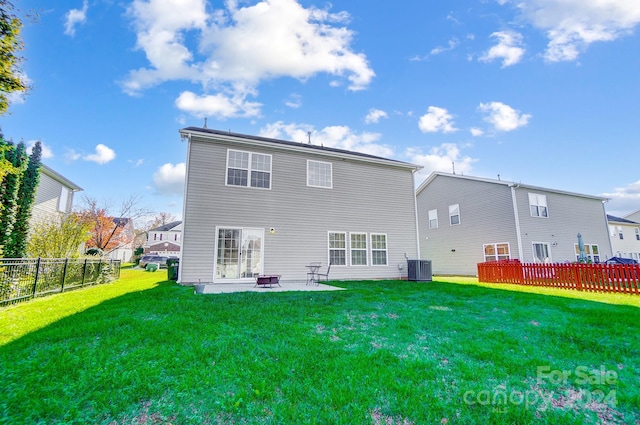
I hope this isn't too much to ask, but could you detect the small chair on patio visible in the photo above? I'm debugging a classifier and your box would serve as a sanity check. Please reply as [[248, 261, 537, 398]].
[[316, 263, 331, 284]]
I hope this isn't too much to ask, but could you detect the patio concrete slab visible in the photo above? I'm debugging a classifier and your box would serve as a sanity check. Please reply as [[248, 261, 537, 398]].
[[194, 281, 346, 294]]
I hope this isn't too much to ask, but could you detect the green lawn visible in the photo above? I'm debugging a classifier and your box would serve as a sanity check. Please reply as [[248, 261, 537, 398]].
[[1, 269, 639, 425]]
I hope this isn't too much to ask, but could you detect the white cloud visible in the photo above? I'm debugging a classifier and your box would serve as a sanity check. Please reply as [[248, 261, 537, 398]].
[[418, 106, 457, 134], [153, 162, 186, 195], [478, 102, 531, 132], [602, 180, 640, 216], [479, 31, 525, 67], [259, 121, 394, 158], [26, 140, 54, 159], [503, 0, 640, 62], [83, 144, 116, 164], [65, 149, 82, 161], [430, 38, 459, 55], [175, 91, 261, 119], [406, 144, 477, 179], [365, 108, 388, 124], [64, 0, 89, 37], [284, 93, 302, 109], [124, 0, 374, 118], [128, 158, 144, 167], [470, 127, 484, 137]]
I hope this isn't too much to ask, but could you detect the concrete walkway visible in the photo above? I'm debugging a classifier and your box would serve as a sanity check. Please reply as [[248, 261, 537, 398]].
[[194, 281, 346, 294]]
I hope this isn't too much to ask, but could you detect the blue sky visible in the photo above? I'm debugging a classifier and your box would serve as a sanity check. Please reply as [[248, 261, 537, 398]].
[[2, 0, 640, 222]]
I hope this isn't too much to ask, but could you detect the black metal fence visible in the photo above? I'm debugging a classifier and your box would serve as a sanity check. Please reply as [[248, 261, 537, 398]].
[[0, 258, 121, 306]]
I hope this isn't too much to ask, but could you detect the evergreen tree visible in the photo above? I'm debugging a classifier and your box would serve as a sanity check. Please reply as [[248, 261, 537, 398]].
[[0, 140, 26, 257], [5, 140, 41, 257], [0, 1, 29, 115]]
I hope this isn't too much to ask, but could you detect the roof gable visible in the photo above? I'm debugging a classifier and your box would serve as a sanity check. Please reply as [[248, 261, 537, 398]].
[[417, 171, 608, 202], [180, 127, 421, 171]]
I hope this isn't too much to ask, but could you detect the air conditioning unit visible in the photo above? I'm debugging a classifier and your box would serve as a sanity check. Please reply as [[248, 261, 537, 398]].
[[407, 260, 432, 281]]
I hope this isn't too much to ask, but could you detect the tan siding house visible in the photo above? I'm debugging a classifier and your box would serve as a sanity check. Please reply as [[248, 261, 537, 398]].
[[416, 172, 612, 276], [31, 164, 82, 224], [179, 128, 421, 286]]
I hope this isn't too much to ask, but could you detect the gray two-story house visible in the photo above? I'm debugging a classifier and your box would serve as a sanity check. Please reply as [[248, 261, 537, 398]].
[[416, 172, 613, 276], [178, 127, 422, 286], [31, 164, 83, 224]]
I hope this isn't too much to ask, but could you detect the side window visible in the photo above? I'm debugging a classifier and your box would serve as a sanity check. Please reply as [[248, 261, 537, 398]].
[[328, 232, 347, 266], [528, 193, 548, 218], [449, 204, 460, 226], [428, 209, 438, 229], [371, 233, 388, 265], [350, 233, 367, 266], [58, 187, 70, 212], [307, 160, 332, 188], [226, 149, 271, 189]]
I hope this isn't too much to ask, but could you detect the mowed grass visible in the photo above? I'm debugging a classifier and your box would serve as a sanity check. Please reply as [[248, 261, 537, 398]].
[[1, 270, 639, 425]]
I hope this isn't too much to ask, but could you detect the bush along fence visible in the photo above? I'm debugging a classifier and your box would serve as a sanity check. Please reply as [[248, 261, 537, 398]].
[[477, 260, 640, 295], [0, 258, 122, 306]]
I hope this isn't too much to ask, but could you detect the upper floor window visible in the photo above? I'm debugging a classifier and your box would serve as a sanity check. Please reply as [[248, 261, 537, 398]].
[[618, 226, 624, 240], [428, 209, 438, 229], [226, 149, 271, 189], [58, 187, 70, 212], [307, 160, 332, 188], [529, 193, 548, 218], [449, 204, 460, 226], [636, 228, 640, 241]]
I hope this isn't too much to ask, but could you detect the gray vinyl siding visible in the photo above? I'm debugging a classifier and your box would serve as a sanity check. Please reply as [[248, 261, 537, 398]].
[[417, 175, 518, 276], [416, 173, 613, 276], [31, 172, 73, 223], [514, 188, 612, 263], [180, 136, 419, 284]]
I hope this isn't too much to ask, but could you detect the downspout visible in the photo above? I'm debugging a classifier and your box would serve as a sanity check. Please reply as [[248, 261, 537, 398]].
[[412, 168, 422, 259], [601, 200, 613, 260], [510, 184, 524, 260], [177, 131, 192, 284]]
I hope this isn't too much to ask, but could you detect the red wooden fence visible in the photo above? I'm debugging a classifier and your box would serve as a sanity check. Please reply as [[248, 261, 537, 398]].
[[477, 260, 640, 295]]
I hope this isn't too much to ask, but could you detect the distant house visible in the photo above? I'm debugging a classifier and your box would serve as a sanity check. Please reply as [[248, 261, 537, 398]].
[[105, 217, 136, 262], [144, 221, 182, 256], [607, 214, 640, 261], [178, 127, 421, 285], [31, 164, 82, 224], [416, 172, 613, 276]]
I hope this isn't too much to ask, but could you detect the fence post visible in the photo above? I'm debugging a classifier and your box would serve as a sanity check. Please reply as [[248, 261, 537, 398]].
[[61, 258, 69, 292], [31, 258, 41, 299], [81, 258, 88, 286]]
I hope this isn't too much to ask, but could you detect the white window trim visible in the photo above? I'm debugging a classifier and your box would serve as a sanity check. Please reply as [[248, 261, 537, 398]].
[[350, 232, 368, 266], [532, 242, 552, 263], [58, 187, 70, 212], [370, 233, 388, 266], [328, 231, 347, 266], [225, 149, 272, 190], [528, 193, 549, 218], [483, 242, 511, 262], [428, 209, 438, 229], [449, 204, 460, 226], [307, 160, 333, 189]]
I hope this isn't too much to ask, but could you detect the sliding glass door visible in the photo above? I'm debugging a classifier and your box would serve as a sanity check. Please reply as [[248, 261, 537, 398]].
[[215, 227, 264, 281]]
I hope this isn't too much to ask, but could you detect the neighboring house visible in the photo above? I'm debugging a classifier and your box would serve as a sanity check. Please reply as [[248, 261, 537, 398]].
[[144, 221, 182, 256], [178, 127, 421, 285], [31, 164, 83, 224], [105, 217, 136, 262], [416, 172, 613, 276], [607, 214, 640, 261]]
